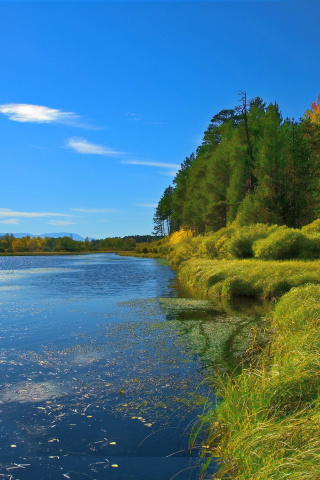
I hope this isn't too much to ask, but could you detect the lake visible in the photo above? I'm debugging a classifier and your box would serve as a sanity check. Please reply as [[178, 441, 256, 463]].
[[0, 253, 266, 479]]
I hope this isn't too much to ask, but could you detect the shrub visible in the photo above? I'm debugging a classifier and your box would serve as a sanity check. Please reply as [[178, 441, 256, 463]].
[[301, 218, 320, 235], [203, 227, 235, 259], [227, 224, 276, 259], [167, 236, 203, 265], [299, 233, 320, 259], [253, 227, 304, 260]]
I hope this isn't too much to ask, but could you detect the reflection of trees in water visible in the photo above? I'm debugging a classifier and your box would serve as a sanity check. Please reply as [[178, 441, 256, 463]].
[[163, 298, 271, 376]]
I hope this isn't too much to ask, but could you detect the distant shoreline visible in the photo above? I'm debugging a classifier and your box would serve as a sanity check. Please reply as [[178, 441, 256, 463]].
[[0, 251, 134, 257]]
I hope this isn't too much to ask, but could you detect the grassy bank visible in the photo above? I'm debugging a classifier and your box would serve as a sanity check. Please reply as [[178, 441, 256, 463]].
[[178, 258, 320, 300], [178, 258, 320, 478], [193, 285, 320, 479], [131, 224, 320, 479]]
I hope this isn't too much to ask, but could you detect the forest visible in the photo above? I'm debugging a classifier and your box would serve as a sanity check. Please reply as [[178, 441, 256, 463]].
[[154, 93, 320, 236]]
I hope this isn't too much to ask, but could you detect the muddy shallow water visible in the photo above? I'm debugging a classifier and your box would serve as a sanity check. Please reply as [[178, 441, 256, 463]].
[[0, 253, 268, 479]]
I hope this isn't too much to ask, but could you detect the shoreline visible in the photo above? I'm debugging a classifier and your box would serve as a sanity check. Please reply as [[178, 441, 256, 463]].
[[0, 250, 134, 256]]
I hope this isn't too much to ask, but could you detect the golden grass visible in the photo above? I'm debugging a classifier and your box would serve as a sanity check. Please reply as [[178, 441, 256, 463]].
[[191, 284, 320, 479], [178, 258, 320, 300]]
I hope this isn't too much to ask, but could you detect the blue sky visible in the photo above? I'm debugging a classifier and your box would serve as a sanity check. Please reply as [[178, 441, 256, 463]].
[[0, 0, 319, 238]]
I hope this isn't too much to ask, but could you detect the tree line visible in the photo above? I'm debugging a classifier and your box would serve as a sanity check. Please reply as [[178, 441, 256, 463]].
[[154, 94, 320, 235], [0, 234, 160, 253]]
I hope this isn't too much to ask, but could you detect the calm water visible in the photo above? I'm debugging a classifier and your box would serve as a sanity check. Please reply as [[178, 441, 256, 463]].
[[0, 254, 265, 479]]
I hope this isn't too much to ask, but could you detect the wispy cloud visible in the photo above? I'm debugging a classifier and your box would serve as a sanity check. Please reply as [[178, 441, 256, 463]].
[[29, 144, 51, 150], [126, 113, 163, 125], [67, 138, 124, 155], [136, 203, 157, 208], [0, 103, 80, 124], [126, 112, 143, 122], [70, 208, 114, 213], [0, 209, 72, 218], [48, 220, 77, 226], [160, 170, 179, 177], [0, 218, 19, 224], [121, 160, 180, 169]]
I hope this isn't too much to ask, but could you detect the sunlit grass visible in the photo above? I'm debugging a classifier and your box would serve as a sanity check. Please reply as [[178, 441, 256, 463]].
[[178, 258, 320, 299], [192, 285, 320, 479]]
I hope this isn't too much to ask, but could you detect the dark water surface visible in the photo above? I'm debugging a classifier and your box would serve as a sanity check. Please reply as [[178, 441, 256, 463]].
[[0, 254, 266, 479]]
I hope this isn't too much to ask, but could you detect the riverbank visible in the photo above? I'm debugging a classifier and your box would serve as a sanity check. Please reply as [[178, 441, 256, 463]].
[[194, 284, 320, 479], [178, 258, 320, 300], [178, 260, 320, 479], [130, 231, 320, 479]]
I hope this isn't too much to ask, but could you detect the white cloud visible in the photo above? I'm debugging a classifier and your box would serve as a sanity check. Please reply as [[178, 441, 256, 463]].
[[48, 221, 77, 226], [0, 209, 72, 218], [160, 170, 179, 177], [0, 103, 79, 124], [70, 208, 114, 213], [0, 218, 19, 224], [121, 160, 180, 169], [136, 203, 157, 208], [66, 138, 124, 155]]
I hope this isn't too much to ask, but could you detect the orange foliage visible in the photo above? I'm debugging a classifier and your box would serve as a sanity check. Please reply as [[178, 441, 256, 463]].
[[307, 94, 320, 124]]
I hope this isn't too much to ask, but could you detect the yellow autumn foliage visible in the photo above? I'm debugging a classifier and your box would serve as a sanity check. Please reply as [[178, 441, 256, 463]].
[[307, 94, 320, 125], [168, 228, 194, 245]]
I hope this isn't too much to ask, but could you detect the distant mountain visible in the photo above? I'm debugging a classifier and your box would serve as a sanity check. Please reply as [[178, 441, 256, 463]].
[[0, 232, 94, 241]]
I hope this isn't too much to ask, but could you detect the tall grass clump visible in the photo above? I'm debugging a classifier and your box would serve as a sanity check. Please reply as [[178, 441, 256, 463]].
[[299, 233, 320, 259], [253, 227, 305, 260], [178, 258, 320, 299], [226, 223, 277, 259], [194, 285, 320, 479], [301, 218, 320, 235], [202, 226, 235, 259], [166, 235, 204, 265]]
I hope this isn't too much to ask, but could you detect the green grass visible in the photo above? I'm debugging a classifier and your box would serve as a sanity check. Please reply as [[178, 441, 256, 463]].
[[193, 285, 320, 479], [178, 258, 320, 300]]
